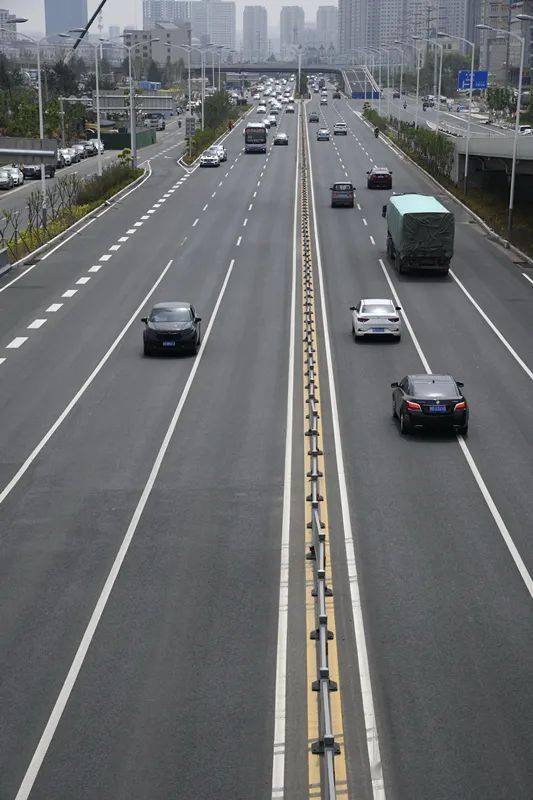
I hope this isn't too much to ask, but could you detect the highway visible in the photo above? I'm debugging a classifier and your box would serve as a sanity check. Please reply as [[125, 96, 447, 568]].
[[0, 85, 532, 800]]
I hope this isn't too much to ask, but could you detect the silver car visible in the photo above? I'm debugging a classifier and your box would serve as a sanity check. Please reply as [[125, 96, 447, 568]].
[[0, 168, 14, 189], [6, 166, 24, 185], [350, 298, 402, 339], [200, 150, 220, 167]]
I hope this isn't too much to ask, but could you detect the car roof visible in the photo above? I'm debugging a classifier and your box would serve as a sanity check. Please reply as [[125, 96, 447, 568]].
[[371, 166, 390, 172], [361, 298, 394, 305], [152, 302, 191, 310], [333, 181, 353, 187], [407, 374, 456, 384]]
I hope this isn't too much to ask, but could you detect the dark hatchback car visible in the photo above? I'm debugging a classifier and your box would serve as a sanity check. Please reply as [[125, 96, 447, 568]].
[[367, 166, 392, 189], [21, 163, 55, 179], [391, 374, 468, 435], [309, 112, 319, 123], [331, 181, 355, 208], [142, 302, 201, 356]]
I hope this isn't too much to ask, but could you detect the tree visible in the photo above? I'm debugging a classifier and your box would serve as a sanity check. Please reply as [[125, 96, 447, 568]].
[[204, 90, 232, 129], [46, 60, 78, 97], [147, 59, 162, 83]]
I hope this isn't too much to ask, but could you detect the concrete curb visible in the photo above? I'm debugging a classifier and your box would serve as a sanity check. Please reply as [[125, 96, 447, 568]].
[[351, 105, 533, 268], [0, 163, 150, 278]]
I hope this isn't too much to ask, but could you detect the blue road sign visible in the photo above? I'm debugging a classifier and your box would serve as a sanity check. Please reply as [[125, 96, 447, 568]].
[[457, 70, 488, 90]]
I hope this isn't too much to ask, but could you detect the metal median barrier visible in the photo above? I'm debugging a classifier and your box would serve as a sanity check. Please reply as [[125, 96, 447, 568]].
[[300, 111, 340, 800]]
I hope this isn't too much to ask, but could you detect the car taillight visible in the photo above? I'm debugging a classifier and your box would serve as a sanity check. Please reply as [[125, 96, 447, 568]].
[[406, 401, 421, 411], [454, 401, 467, 411], [358, 317, 369, 322], [387, 317, 399, 322]]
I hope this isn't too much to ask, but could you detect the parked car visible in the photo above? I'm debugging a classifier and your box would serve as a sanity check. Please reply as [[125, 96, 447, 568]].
[[6, 166, 24, 185], [87, 138, 104, 153], [0, 168, 14, 189], [65, 147, 79, 163], [142, 302, 201, 356], [286, 104, 295, 114], [21, 163, 55, 179], [367, 166, 393, 189], [330, 181, 354, 208], [391, 374, 468, 436], [392, 90, 400, 99], [59, 148, 72, 166], [71, 143, 87, 160], [56, 150, 67, 168]]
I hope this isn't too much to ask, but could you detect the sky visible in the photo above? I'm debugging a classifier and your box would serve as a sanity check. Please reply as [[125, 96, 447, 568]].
[[12, 0, 328, 36]]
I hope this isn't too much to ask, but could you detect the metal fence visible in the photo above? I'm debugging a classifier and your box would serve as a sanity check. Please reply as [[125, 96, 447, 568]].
[[300, 112, 339, 800]]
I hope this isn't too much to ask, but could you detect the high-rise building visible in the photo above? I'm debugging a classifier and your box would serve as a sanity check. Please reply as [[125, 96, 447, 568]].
[[338, 0, 368, 57], [108, 25, 121, 40], [280, 6, 305, 60], [0, 8, 17, 42], [207, 1, 236, 50], [316, 5, 338, 50], [479, 0, 508, 80], [243, 6, 268, 61], [44, 0, 88, 37]]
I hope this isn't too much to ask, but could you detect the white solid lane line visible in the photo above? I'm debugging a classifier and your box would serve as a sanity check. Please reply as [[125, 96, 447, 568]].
[[305, 112, 386, 800], [192, 218, 199, 227], [236, 236, 242, 246], [6, 337, 28, 349], [46, 303, 63, 313], [271, 102, 299, 800], [62, 289, 77, 298], [379, 258, 533, 598], [14, 256, 237, 800], [523, 272, 533, 287], [27, 319, 46, 330], [449, 269, 533, 382]]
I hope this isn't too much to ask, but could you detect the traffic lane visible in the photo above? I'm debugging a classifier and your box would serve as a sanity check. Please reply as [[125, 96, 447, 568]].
[[0, 116, 286, 797], [336, 98, 533, 359], [380, 93, 509, 137], [0, 114, 278, 491], [309, 133, 533, 800], [25, 124, 298, 800], [324, 101, 533, 564]]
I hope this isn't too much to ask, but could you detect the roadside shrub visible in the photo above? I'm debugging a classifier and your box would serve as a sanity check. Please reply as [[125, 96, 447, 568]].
[[75, 162, 141, 206]]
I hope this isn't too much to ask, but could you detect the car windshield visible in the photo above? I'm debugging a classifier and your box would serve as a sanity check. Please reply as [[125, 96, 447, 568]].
[[333, 184, 352, 191], [361, 304, 394, 315], [150, 307, 191, 322], [410, 378, 459, 398]]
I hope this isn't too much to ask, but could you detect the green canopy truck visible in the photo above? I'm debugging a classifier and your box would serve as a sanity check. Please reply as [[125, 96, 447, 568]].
[[382, 194, 454, 275]]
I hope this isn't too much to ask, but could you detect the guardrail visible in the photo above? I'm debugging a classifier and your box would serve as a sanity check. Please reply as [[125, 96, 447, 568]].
[[300, 111, 339, 800]]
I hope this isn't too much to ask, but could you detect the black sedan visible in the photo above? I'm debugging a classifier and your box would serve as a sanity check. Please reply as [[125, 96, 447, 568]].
[[367, 166, 392, 189], [391, 374, 468, 435], [142, 302, 201, 356], [21, 163, 56, 179]]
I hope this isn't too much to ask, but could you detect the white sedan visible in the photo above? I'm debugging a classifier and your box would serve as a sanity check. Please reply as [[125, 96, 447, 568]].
[[257, 105, 267, 114], [200, 150, 220, 167], [6, 166, 24, 185], [350, 298, 402, 339]]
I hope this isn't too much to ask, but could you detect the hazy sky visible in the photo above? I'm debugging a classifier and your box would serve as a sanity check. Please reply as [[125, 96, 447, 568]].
[[12, 0, 328, 34]]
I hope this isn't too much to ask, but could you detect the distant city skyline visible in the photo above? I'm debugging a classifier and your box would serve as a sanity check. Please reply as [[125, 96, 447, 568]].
[[13, 0, 333, 35]]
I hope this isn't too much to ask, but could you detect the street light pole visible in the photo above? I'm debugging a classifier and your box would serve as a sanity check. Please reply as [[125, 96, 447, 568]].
[[476, 17, 532, 237], [438, 32, 475, 193]]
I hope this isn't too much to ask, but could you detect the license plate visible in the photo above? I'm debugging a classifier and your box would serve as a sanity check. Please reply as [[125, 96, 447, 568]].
[[162, 341, 176, 347], [372, 327, 385, 332], [429, 404, 446, 413]]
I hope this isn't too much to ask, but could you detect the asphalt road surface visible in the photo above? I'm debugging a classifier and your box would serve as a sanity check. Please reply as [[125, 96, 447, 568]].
[[0, 86, 531, 800]]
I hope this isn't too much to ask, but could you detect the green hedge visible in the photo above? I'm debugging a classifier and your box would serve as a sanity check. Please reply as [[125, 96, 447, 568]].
[[76, 162, 142, 206]]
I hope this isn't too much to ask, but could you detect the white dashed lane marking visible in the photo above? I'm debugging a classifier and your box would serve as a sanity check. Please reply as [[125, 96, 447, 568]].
[[89, 265, 102, 273], [109, 244, 121, 251], [236, 236, 242, 246], [76, 277, 91, 285], [362, 218, 367, 226], [370, 235, 375, 245], [46, 303, 63, 313], [192, 218, 199, 227], [243, 218, 248, 227], [203, 204, 208, 211], [62, 290, 77, 298], [6, 337, 27, 349], [99, 255, 112, 262], [27, 319, 46, 330]]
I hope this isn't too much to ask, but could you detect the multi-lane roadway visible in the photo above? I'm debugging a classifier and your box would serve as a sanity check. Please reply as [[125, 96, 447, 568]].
[[0, 85, 531, 800]]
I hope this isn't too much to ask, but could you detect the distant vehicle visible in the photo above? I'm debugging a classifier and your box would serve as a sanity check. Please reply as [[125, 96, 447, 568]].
[[0, 168, 14, 189], [59, 148, 72, 166], [333, 122, 347, 135], [21, 162, 55, 178], [144, 112, 166, 130], [56, 150, 67, 168], [286, 104, 295, 114], [320, 97, 328, 105], [270, 107, 280, 115], [65, 147, 79, 163], [519, 124, 533, 135], [274, 132, 289, 145], [391, 374, 468, 436], [71, 143, 87, 160], [244, 121, 267, 153], [214, 144, 227, 162], [333, 90, 341, 99], [309, 112, 319, 123], [330, 181, 354, 208], [350, 298, 401, 339], [383, 194, 454, 274], [257, 105, 267, 114], [142, 302, 201, 356], [200, 150, 220, 167], [263, 118, 271, 130], [267, 114, 277, 126], [367, 166, 392, 189], [317, 128, 330, 141], [6, 166, 24, 185], [87, 138, 104, 153], [392, 90, 400, 99]]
